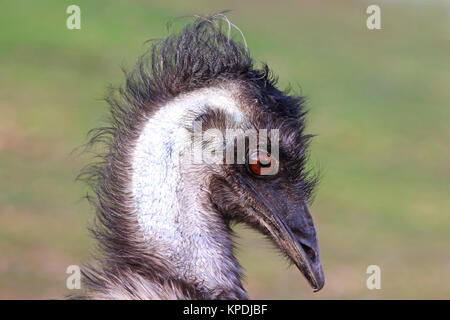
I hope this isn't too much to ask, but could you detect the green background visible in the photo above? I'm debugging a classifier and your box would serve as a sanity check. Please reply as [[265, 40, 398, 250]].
[[1, 0, 449, 299]]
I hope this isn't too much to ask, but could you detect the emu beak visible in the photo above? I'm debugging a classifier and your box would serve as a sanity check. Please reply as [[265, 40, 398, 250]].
[[243, 179, 325, 291], [282, 202, 325, 292]]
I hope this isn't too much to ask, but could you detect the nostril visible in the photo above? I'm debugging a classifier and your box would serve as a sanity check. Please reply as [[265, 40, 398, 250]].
[[300, 243, 316, 262], [291, 228, 317, 262]]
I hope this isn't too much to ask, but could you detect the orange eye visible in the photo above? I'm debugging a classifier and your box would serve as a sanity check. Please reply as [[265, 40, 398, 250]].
[[248, 152, 278, 176]]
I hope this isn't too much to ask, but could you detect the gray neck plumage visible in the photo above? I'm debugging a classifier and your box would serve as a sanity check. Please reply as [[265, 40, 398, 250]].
[[131, 86, 247, 298]]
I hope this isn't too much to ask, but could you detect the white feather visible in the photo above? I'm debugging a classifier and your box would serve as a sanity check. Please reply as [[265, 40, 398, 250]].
[[132, 85, 243, 290]]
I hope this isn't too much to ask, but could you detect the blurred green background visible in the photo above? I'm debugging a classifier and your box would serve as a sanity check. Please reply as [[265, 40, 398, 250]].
[[1, 0, 449, 299]]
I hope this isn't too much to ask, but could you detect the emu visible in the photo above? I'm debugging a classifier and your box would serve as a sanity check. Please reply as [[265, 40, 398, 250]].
[[77, 16, 324, 299]]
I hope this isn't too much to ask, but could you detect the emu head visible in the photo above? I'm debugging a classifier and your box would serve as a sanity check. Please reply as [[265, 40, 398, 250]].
[[87, 16, 324, 299]]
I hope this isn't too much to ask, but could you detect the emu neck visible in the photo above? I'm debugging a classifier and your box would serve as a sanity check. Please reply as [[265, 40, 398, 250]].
[[131, 87, 246, 298]]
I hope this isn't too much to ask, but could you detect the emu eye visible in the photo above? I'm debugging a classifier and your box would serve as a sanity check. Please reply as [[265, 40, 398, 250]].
[[247, 151, 279, 176]]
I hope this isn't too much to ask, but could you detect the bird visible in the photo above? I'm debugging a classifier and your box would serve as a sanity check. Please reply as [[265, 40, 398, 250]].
[[75, 14, 324, 300]]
